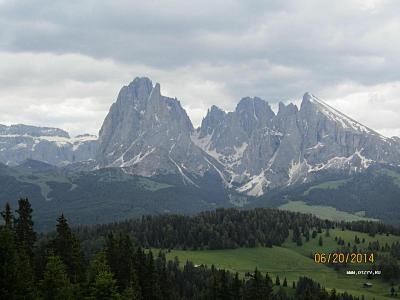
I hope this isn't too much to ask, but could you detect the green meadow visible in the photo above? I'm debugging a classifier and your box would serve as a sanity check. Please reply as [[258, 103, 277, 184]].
[[165, 229, 400, 300], [279, 201, 378, 222]]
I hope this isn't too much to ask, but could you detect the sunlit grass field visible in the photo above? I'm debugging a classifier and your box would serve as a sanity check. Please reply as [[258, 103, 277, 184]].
[[165, 229, 400, 300]]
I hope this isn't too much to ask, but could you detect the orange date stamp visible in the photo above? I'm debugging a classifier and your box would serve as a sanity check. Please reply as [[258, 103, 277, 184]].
[[314, 252, 375, 264]]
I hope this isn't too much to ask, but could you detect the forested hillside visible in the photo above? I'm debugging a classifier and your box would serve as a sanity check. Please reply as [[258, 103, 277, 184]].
[[0, 164, 232, 231], [74, 207, 400, 254], [1, 199, 374, 299], [1, 199, 382, 299], [2, 161, 400, 233]]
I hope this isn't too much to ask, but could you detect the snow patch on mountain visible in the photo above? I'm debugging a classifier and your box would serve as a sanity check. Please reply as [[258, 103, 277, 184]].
[[0, 126, 98, 166]]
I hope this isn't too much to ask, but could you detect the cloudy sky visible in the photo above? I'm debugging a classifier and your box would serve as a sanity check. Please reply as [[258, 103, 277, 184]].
[[1, 0, 400, 137]]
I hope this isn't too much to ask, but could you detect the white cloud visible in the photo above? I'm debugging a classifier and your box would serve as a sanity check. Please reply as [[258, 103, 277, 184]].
[[0, 1, 400, 136], [320, 82, 400, 137], [0, 52, 237, 134]]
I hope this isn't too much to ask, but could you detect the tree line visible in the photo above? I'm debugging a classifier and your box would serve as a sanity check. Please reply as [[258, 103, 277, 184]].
[[73, 207, 400, 255], [0, 198, 369, 299]]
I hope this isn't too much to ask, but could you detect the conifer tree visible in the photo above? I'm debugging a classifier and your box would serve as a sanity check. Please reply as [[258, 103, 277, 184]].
[[292, 224, 303, 246], [283, 277, 288, 287], [304, 229, 310, 242], [88, 252, 124, 298], [15, 198, 36, 259], [275, 275, 280, 286], [90, 270, 120, 300], [15, 249, 35, 299], [312, 230, 318, 239], [325, 228, 330, 237], [51, 214, 84, 283], [0, 227, 18, 299], [1, 202, 13, 229], [156, 251, 171, 300], [292, 225, 301, 243], [105, 232, 134, 290], [143, 250, 156, 299], [244, 268, 273, 299], [41, 255, 73, 300]]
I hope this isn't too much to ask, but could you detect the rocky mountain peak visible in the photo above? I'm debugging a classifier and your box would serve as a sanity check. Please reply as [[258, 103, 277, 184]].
[[299, 92, 318, 112], [300, 92, 377, 136], [235, 97, 275, 136], [96, 78, 210, 179], [127, 76, 153, 96], [4, 77, 400, 198], [199, 105, 226, 138], [235, 97, 275, 118], [114, 77, 155, 114], [277, 102, 298, 117]]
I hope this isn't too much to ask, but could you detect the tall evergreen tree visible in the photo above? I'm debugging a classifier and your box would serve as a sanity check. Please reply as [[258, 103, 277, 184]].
[[156, 251, 171, 300], [1, 202, 13, 229], [41, 255, 73, 300], [292, 225, 303, 246], [325, 228, 330, 237], [312, 230, 318, 239], [0, 221, 35, 299], [143, 250, 156, 299], [51, 214, 84, 283], [88, 252, 120, 300], [0, 227, 18, 299], [91, 271, 120, 300], [15, 249, 35, 299], [15, 198, 36, 259], [105, 232, 135, 291], [244, 268, 273, 299]]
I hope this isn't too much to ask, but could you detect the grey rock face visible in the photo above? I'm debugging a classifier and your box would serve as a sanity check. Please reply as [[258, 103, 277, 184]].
[[4, 77, 400, 197], [97, 77, 213, 180], [0, 125, 97, 166], [97, 78, 400, 196], [194, 92, 400, 195]]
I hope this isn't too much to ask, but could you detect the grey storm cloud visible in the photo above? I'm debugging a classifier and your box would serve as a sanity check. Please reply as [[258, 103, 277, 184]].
[[0, 0, 400, 136]]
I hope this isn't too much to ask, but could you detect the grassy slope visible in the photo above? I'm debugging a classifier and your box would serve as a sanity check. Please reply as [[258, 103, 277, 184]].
[[166, 229, 400, 300], [11, 167, 171, 200], [279, 201, 378, 222], [303, 179, 351, 195]]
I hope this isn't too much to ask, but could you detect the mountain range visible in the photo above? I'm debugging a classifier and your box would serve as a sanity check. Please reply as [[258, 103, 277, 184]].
[[0, 124, 97, 166], [2, 77, 400, 195], [2, 77, 400, 229]]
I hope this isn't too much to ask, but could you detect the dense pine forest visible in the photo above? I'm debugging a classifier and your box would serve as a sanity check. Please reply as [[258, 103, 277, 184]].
[[1, 198, 399, 299], [74, 207, 400, 254]]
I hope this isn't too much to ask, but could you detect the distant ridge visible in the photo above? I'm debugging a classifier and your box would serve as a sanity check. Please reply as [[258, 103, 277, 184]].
[[2, 77, 400, 196]]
